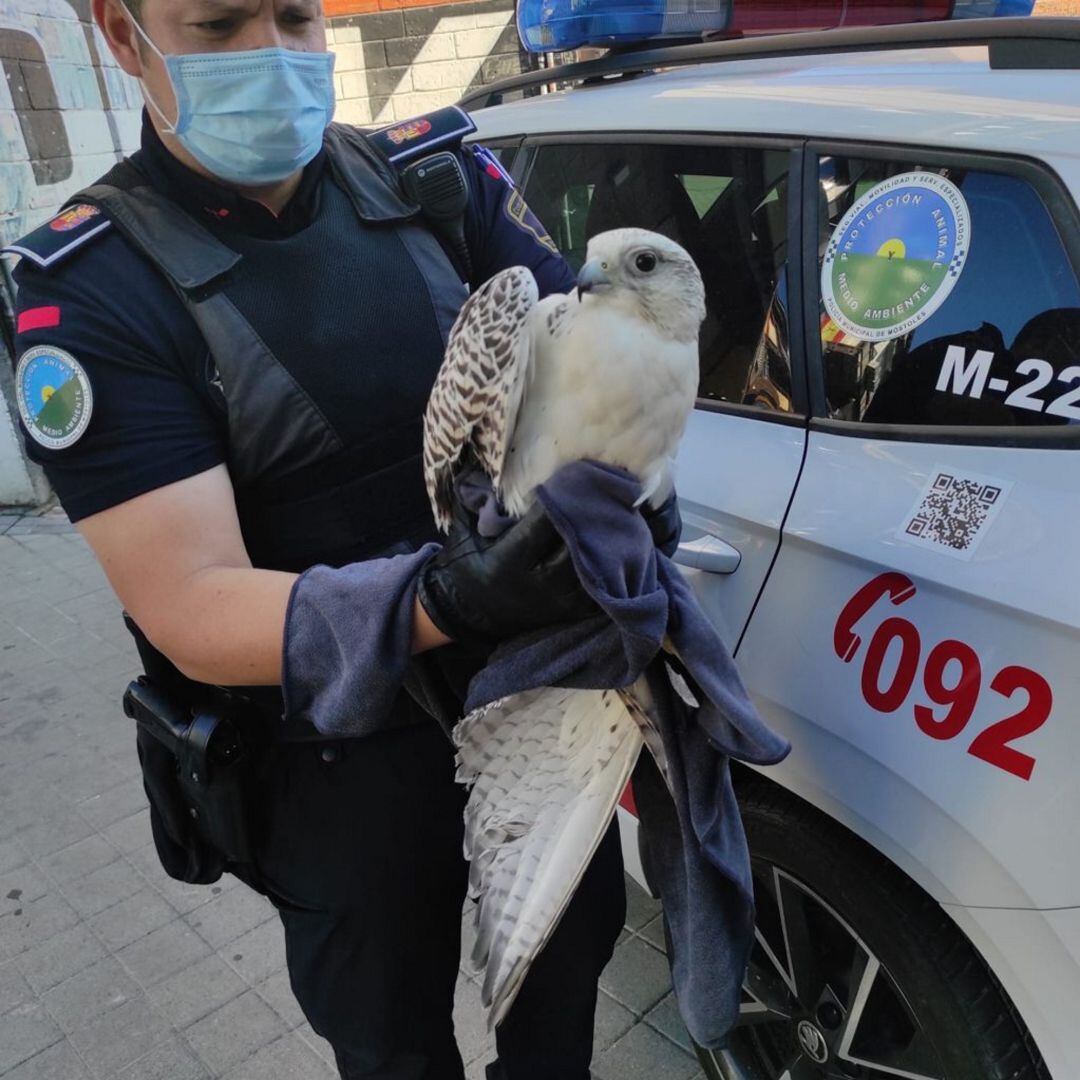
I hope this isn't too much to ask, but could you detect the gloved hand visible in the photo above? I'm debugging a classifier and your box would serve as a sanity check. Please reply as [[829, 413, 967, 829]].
[[642, 491, 682, 557], [417, 499, 599, 647]]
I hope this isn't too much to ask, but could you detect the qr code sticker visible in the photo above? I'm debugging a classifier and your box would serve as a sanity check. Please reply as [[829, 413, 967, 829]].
[[898, 468, 1012, 560]]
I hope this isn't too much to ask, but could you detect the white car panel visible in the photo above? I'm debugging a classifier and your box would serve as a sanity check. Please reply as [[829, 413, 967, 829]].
[[736, 432, 1080, 908], [474, 49, 1080, 161], [673, 410, 805, 650]]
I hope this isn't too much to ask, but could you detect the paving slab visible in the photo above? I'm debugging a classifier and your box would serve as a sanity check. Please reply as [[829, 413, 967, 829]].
[[59, 859, 146, 920], [593, 989, 636, 1051], [77, 781, 148, 832], [16, 925, 107, 996], [0, 1003, 63, 1074], [0, 1039, 90, 1080], [624, 879, 663, 931], [115, 921, 212, 988], [87, 888, 176, 952], [183, 887, 276, 952], [67, 993, 173, 1077], [645, 992, 694, 1053], [0, 839, 29, 875], [0, 893, 81, 965], [0, 965, 35, 1016], [184, 990, 286, 1075], [41, 956, 141, 1035], [594, 1021, 700, 1080], [114, 1037, 209, 1080], [222, 1032, 336, 1080], [253, 969, 306, 1030], [39, 836, 118, 888], [221, 918, 286, 986], [639, 911, 668, 952], [599, 934, 674, 1015], [147, 954, 247, 1031], [14, 812, 98, 862]]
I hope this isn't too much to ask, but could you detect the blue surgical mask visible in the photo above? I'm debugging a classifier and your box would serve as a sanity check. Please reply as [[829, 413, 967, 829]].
[[125, 7, 335, 186]]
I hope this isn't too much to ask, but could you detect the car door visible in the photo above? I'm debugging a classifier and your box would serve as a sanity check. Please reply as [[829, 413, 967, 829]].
[[735, 145, 1080, 910], [518, 136, 808, 649]]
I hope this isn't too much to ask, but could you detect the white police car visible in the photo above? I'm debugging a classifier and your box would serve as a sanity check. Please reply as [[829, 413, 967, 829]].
[[460, 4, 1080, 1078]]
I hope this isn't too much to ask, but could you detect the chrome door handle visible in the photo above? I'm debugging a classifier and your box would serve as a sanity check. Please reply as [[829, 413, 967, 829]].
[[672, 534, 741, 574]]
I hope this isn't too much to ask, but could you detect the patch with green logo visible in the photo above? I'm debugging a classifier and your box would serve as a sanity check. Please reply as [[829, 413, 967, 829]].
[[821, 172, 970, 343], [15, 346, 93, 450]]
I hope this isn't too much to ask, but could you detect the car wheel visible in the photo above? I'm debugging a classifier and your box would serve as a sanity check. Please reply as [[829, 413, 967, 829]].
[[694, 776, 1049, 1080]]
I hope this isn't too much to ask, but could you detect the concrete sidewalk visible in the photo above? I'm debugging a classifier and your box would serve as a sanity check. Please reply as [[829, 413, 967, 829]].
[[0, 508, 703, 1080]]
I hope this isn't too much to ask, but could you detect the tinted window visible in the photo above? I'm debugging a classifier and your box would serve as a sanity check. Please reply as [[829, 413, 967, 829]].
[[523, 143, 793, 410], [817, 157, 1080, 427]]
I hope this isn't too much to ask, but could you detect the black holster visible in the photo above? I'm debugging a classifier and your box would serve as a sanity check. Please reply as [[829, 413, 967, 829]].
[[124, 678, 255, 884], [122, 616, 259, 885]]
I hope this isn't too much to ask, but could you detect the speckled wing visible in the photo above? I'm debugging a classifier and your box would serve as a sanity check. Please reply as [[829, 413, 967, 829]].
[[455, 684, 647, 1029], [423, 266, 539, 532]]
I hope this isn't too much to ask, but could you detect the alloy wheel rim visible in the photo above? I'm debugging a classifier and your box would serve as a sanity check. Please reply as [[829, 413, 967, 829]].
[[699, 861, 949, 1080]]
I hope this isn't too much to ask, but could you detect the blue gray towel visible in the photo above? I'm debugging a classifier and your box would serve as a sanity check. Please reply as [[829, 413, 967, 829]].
[[283, 460, 789, 1047]]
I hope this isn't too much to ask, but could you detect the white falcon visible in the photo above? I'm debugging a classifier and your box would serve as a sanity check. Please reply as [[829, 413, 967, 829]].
[[422, 227, 706, 1027]]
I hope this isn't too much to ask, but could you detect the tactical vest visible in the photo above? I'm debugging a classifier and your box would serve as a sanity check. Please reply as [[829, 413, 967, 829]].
[[76, 123, 468, 573]]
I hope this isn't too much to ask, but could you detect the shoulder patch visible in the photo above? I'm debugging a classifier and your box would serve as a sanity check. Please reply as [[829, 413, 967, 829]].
[[366, 105, 477, 166], [15, 345, 94, 450], [2, 204, 112, 272], [504, 189, 559, 256]]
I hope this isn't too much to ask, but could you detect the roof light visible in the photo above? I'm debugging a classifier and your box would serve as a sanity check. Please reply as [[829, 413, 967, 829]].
[[517, 0, 1035, 54]]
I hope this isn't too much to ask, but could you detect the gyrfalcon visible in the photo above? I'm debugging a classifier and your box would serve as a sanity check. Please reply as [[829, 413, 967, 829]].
[[422, 227, 705, 1027]]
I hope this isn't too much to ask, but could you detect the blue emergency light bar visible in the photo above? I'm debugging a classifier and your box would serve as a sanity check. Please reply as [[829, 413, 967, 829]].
[[517, 0, 1035, 54]]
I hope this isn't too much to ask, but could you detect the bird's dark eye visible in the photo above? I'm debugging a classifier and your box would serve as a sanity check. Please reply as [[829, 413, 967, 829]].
[[635, 251, 658, 273]]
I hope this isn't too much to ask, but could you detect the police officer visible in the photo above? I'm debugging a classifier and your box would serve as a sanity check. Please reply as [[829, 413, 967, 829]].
[[3, 2, 659, 1078]]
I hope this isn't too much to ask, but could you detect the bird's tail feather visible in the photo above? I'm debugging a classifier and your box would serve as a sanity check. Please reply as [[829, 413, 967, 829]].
[[453, 685, 644, 1029]]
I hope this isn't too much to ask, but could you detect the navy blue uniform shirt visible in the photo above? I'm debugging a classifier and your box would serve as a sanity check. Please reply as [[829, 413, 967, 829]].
[[10, 114, 574, 523]]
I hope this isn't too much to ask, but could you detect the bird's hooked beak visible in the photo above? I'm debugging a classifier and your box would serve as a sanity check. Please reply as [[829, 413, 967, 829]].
[[576, 258, 612, 300]]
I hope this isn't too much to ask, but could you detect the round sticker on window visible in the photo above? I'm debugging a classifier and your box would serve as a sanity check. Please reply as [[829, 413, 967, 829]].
[[15, 346, 93, 450], [821, 172, 970, 342]]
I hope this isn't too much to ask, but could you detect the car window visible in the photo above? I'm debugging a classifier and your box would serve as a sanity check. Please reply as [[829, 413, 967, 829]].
[[816, 156, 1080, 427], [522, 143, 793, 411]]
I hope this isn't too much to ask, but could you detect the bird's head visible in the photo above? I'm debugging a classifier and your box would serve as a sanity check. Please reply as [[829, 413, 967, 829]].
[[576, 228, 705, 343]]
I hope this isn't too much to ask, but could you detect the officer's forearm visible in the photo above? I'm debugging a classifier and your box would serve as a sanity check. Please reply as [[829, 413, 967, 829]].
[[158, 568, 450, 686], [155, 565, 297, 686]]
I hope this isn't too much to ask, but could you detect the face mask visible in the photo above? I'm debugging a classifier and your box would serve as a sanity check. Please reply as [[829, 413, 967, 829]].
[[124, 5, 335, 186]]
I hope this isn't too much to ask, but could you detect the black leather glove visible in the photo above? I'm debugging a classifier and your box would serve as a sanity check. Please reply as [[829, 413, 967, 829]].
[[417, 499, 599, 647], [642, 491, 682, 557]]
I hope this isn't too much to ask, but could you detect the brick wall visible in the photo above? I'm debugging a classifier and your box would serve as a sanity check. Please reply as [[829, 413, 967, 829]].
[[327, 0, 530, 126]]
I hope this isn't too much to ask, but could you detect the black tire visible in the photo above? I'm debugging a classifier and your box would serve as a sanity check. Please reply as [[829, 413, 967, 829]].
[[695, 774, 1049, 1080]]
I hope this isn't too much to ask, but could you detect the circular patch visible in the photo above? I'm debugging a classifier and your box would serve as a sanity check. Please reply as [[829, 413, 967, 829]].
[[50, 204, 100, 232], [821, 172, 970, 342], [15, 346, 93, 450]]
